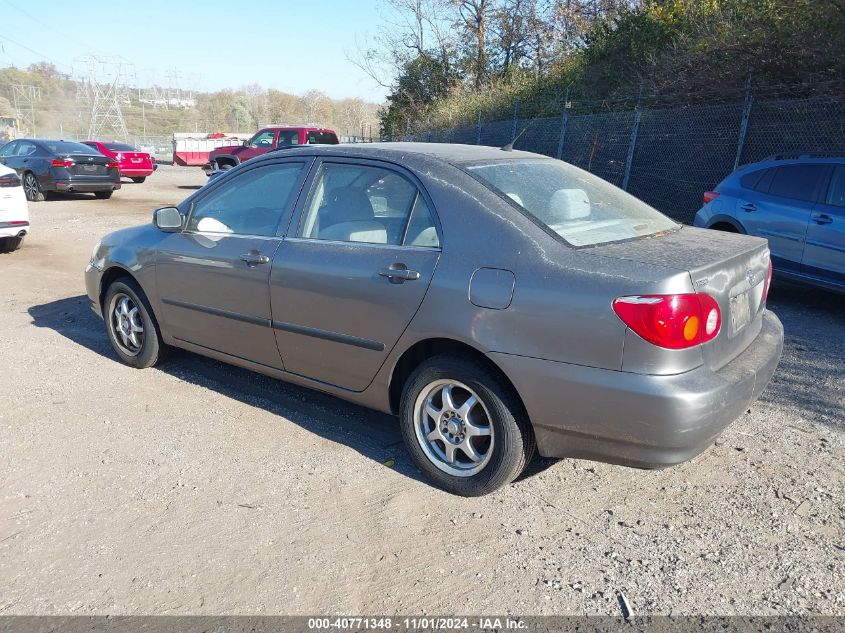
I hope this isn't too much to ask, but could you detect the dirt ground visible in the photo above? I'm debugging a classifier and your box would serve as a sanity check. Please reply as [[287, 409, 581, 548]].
[[0, 166, 842, 616]]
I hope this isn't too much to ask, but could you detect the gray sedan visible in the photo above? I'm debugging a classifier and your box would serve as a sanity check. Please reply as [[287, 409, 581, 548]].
[[85, 143, 783, 496]]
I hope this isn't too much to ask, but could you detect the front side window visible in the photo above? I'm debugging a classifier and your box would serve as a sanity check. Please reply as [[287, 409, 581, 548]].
[[467, 159, 677, 247], [298, 162, 437, 246], [767, 165, 825, 203], [248, 131, 275, 148], [187, 162, 305, 236]]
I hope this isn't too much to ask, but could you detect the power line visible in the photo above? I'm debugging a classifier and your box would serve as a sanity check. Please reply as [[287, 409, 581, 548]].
[[0, 33, 71, 70]]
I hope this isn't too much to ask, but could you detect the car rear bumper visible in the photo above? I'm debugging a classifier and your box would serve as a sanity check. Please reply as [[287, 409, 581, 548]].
[[119, 168, 154, 177], [0, 220, 29, 238], [51, 177, 121, 193], [490, 310, 784, 468]]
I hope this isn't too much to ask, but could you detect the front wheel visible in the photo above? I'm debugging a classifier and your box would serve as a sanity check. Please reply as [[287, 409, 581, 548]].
[[103, 279, 167, 368], [23, 172, 44, 202], [94, 191, 114, 200], [399, 355, 535, 496]]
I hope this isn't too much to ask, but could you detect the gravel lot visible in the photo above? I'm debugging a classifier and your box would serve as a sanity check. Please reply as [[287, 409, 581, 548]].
[[0, 166, 842, 616]]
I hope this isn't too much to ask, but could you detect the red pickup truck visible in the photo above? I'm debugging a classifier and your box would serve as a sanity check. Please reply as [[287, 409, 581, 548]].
[[203, 126, 339, 175]]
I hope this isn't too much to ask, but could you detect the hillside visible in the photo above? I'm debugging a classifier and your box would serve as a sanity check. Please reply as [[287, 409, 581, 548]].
[[377, 0, 845, 136], [0, 63, 382, 141]]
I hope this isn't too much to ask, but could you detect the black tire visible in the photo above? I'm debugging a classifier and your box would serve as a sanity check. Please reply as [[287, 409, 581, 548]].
[[399, 355, 535, 496], [0, 236, 23, 253], [131, 177, 146, 183], [103, 278, 167, 369], [94, 191, 114, 200], [216, 161, 234, 171], [22, 172, 44, 202]]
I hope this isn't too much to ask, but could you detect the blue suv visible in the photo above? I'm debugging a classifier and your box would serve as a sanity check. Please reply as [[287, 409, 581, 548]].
[[694, 154, 845, 293]]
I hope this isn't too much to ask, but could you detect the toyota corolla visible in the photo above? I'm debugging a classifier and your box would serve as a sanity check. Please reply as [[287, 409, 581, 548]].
[[85, 143, 783, 496]]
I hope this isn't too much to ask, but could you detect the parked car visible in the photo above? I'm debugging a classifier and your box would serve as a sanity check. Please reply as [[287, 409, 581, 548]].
[[202, 126, 339, 176], [85, 143, 783, 496], [82, 140, 156, 183], [0, 138, 120, 201], [695, 153, 845, 294], [0, 162, 29, 252]]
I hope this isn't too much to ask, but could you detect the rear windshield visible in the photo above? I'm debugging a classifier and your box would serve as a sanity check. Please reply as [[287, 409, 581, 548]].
[[103, 142, 137, 152], [466, 159, 678, 247], [42, 140, 100, 155], [306, 131, 339, 145]]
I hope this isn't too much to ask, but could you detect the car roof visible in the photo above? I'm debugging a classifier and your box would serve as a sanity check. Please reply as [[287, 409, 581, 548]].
[[261, 142, 550, 168], [737, 153, 845, 174]]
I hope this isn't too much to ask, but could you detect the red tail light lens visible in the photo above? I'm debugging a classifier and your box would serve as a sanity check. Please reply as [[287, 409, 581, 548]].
[[762, 258, 773, 303], [703, 191, 720, 204], [0, 173, 21, 187], [51, 158, 74, 168], [107, 161, 119, 169], [613, 293, 722, 350]]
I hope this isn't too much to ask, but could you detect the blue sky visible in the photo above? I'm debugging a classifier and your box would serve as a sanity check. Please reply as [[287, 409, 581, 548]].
[[0, 0, 390, 102]]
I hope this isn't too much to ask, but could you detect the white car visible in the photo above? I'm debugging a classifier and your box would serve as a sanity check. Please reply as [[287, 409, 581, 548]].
[[0, 163, 29, 252]]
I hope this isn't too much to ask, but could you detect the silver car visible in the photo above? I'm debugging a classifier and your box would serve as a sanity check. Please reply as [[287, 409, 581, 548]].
[[85, 143, 783, 496]]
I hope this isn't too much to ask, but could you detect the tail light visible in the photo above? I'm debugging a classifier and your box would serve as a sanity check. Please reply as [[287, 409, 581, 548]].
[[703, 191, 720, 204], [762, 258, 773, 303], [613, 293, 722, 350], [107, 161, 119, 169], [0, 173, 21, 187], [51, 158, 74, 168]]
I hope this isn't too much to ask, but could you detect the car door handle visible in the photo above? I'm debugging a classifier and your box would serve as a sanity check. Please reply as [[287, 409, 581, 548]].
[[379, 264, 420, 283], [741, 203, 756, 212], [240, 251, 270, 266], [812, 214, 833, 225]]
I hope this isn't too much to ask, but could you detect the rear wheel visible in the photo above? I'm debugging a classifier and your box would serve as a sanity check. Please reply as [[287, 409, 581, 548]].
[[94, 191, 113, 200], [131, 177, 146, 183], [399, 355, 535, 496], [0, 236, 23, 253], [23, 172, 44, 202], [103, 279, 167, 368]]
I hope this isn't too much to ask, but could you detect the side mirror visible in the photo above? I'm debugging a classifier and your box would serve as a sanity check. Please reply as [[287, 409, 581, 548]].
[[153, 206, 183, 231], [242, 139, 249, 146]]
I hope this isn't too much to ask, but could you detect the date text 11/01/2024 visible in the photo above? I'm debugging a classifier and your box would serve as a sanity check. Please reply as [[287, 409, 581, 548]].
[[307, 617, 528, 630]]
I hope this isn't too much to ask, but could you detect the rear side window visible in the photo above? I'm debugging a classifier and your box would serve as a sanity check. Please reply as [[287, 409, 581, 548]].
[[306, 131, 338, 145], [767, 165, 825, 203], [740, 169, 766, 190], [826, 165, 845, 208], [298, 162, 437, 246]]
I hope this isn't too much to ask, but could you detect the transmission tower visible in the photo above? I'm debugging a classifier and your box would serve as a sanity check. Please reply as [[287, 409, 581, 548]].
[[78, 56, 131, 141], [11, 85, 41, 135]]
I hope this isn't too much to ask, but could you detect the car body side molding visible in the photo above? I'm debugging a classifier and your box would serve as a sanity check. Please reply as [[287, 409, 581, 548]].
[[161, 297, 270, 328], [271, 320, 386, 352]]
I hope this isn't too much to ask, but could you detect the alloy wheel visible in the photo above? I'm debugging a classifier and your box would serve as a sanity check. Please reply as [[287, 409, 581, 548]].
[[23, 174, 39, 201], [413, 379, 494, 477], [109, 293, 145, 356]]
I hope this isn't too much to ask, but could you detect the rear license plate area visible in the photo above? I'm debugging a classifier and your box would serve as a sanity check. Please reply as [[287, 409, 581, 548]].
[[730, 291, 751, 335], [82, 164, 98, 172]]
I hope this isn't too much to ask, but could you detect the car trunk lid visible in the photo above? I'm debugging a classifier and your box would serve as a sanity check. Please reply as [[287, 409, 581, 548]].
[[66, 153, 113, 176], [591, 226, 771, 371]]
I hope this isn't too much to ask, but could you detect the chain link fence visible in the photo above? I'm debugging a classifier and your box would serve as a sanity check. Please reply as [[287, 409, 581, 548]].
[[403, 82, 845, 224]]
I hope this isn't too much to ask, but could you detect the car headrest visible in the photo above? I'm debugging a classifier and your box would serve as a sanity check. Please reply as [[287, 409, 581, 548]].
[[505, 192, 524, 206], [548, 188, 591, 221], [324, 186, 375, 224]]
